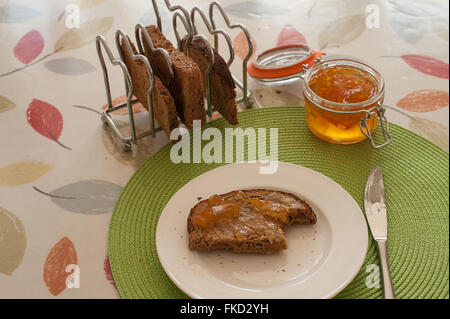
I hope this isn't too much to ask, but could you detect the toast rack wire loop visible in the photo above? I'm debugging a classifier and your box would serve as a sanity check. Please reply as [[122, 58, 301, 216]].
[[135, 23, 175, 87], [173, 9, 215, 117], [190, 7, 234, 67], [209, 1, 253, 107], [190, 6, 238, 117], [116, 29, 158, 139], [151, 0, 193, 55], [172, 11, 195, 57], [96, 34, 140, 151]]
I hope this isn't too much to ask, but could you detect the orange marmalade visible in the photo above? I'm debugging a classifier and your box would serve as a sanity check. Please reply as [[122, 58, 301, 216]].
[[193, 194, 291, 228], [303, 60, 384, 144], [193, 203, 240, 228]]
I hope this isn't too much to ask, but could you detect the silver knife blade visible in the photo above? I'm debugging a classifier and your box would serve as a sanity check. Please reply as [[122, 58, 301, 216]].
[[364, 167, 388, 241]]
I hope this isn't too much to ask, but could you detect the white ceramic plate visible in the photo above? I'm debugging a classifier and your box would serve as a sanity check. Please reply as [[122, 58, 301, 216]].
[[156, 162, 368, 299]]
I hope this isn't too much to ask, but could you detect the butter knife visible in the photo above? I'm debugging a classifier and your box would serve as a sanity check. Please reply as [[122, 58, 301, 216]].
[[364, 167, 395, 299]]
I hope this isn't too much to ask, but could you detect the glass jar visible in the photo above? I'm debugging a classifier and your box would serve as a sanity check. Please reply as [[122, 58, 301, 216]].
[[302, 59, 391, 148]]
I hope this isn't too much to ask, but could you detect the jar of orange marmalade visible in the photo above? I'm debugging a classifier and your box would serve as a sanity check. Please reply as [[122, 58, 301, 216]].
[[302, 59, 391, 148], [248, 45, 392, 148]]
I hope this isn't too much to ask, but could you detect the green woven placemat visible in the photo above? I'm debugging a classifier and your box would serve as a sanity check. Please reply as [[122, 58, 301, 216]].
[[108, 106, 449, 299]]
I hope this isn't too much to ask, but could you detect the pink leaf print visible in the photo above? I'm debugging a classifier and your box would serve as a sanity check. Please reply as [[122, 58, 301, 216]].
[[26, 99, 70, 149], [27, 99, 63, 140], [277, 25, 307, 46], [14, 30, 44, 64], [233, 31, 257, 61], [104, 255, 116, 288], [401, 55, 449, 79]]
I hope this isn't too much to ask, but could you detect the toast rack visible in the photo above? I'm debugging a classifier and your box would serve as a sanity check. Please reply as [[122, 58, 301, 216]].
[[96, 0, 254, 151]]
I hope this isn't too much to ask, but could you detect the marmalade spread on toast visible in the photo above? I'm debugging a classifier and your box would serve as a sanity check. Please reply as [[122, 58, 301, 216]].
[[188, 189, 317, 253], [193, 191, 295, 228]]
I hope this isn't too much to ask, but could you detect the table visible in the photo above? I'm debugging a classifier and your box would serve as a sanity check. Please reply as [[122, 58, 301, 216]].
[[0, 0, 448, 298]]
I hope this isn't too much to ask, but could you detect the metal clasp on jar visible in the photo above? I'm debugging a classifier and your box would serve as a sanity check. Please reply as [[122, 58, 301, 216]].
[[359, 103, 392, 149]]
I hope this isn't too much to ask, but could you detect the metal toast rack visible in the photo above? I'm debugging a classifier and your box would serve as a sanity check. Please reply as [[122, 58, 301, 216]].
[[96, 0, 254, 151]]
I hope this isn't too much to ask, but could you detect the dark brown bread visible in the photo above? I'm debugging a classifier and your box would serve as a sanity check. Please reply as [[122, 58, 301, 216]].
[[120, 38, 179, 138], [188, 189, 317, 254], [181, 36, 238, 125], [143, 25, 206, 130]]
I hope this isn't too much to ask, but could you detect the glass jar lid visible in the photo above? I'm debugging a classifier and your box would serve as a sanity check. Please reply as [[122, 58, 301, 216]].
[[247, 44, 325, 80]]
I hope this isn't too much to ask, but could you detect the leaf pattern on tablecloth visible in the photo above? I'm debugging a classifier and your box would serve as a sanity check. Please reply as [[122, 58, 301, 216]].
[[102, 119, 157, 168], [13, 30, 44, 64], [54, 16, 114, 52], [43, 237, 77, 296], [233, 31, 256, 61], [44, 57, 96, 75], [101, 95, 145, 115], [104, 255, 116, 287], [0, 5, 41, 24], [0, 207, 26, 275], [224, 1, 286, 19], [277, 25, 307, 46], [396, 89, 449, 112], [0, 161, 53, 187], [0, 96, 16, 113], [401, 55, 449, 79], [409, 117, 449, 151], [26, 99, 71, 149], [318, 15, 365, 50], [388, 0, 428, 44], [33, 180, 122, 214]]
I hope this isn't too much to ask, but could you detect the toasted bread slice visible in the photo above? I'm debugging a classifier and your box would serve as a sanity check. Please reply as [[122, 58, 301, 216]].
[[120, 38, 178, 138], [143, 25, 206, 130], [188, 189, 317, 254], [181, 36, 238, 125]]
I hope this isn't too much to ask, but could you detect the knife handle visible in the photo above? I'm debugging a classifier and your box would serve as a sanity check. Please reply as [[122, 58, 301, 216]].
[[377, 240, 395, 299]]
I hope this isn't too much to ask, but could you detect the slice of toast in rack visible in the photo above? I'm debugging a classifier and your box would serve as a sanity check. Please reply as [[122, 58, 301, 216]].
[[120, 37, 179, 138], [143, 25, 206, 130], [182, 36, 238, 125]]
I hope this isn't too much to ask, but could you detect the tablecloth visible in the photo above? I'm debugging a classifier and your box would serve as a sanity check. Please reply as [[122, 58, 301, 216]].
[[0, 0, 448, 298]]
